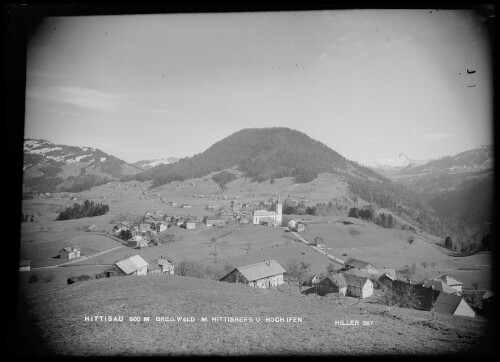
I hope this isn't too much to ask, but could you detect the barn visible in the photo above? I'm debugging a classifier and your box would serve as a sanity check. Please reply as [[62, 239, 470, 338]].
[[220, 260, 285, 288], [433, 292, 475, 318], [318, 274, 348, 296], [204, 216, 225, 227], [115, 255, 149, 276], [59, 246, 81, 260]]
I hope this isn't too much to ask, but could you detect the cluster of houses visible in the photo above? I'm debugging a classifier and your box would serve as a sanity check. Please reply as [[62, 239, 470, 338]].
[[96, 254, 175, 278], [303, 257, 479, 318]]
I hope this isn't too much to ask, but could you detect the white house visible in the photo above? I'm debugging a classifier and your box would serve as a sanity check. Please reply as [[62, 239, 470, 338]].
[[19, 260, 31, 272], [342, 273, 373, 298], [158, 258, 175, 275], [432, 274, 463, 293], [59, 246, 81, 260]]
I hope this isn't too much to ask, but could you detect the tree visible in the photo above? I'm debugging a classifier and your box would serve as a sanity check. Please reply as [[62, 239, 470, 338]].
[[421, 262, 428, 269], [430, 261, 436, 269], [348, 207, 359, 218], [444, 236, 453, 249], [285, 259, 300, 284], [177, 258, 192, 276], [296, 262, 311, 292], [326, 263, 337, 276], [381, 284, 419, 311]]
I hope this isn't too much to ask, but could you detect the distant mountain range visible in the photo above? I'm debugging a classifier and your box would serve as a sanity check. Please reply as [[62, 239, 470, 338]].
[[361, 154, 431, 176], [23, 139, 142, 194], [387, 145, 493, 229], [132, 157, 180, 171]]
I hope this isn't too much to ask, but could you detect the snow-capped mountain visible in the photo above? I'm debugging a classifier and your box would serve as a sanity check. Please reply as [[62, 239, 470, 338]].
[[133, 157, 180, 171], [361, 153, 430, 175], [23, 138, 142, 194]]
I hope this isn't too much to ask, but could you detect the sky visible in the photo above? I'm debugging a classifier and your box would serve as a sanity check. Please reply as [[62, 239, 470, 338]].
[[25, 9, 493, 164]]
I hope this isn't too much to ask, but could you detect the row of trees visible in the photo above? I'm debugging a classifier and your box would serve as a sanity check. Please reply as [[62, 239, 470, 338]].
[[55, 200, 109, 220], [348, 207, 373, 220], [211, 171, 237, 191]]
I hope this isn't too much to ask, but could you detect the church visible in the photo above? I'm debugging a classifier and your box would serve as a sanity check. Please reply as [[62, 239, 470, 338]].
[[252, 196, 282, 226]]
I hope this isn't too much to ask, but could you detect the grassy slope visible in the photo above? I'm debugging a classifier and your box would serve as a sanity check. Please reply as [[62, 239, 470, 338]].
[[16, 275, 492, 357]]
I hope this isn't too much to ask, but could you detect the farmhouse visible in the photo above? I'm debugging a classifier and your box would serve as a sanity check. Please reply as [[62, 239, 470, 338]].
[[432, 292, 475, 318], [19, 260, 31, 272], [344, 258, 378, 274], [147, 261, 162, 275], [183, 220, 196, 229], [342, 273, 373, 298], [318, 274, 348, 296], [220, 260, 286, 288], [127, 235, 148, 248], [59, 246, 81, 260], [204, 216, 225, 227], [423, 279, 461, 295], [432, 274, 463, 293], [115, 255, 149, 276], [158, 258, 175, 275]]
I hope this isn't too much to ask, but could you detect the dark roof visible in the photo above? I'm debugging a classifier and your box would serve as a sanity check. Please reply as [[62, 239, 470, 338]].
[[321, 274, 348, 288], [342, 273, 370, 288], [344, 258, 375, 269], [433, 293, 463, 314]]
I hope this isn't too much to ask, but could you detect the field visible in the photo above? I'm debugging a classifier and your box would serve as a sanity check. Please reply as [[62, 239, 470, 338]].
[[16, 173, 495, 356], [14, 275, 493, 356]]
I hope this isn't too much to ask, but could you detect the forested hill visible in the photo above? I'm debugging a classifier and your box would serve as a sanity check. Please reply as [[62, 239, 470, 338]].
[[133, 127, 354, 187]]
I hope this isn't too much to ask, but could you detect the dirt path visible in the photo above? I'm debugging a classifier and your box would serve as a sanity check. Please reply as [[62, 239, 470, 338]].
[[287, 229, 345, 265], [32, 245, 125, 270]]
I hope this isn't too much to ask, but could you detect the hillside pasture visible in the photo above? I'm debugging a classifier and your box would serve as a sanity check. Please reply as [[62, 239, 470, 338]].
[[15, 275, 492, 356], [306, 222, 493, 289]]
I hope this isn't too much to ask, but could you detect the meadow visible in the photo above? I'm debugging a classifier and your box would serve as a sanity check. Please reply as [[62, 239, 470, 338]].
[[15, 275, 492, 357]]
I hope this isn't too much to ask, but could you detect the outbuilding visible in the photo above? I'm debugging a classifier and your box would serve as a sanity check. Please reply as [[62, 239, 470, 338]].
[[432, 292, 475, 318], [318, 274, 348, 296], [342, 273, 373, 298]]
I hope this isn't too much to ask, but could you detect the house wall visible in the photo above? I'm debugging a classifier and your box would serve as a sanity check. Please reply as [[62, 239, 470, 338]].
[[220, 270, 249, 284], [135, 266, 148, 276], [454, 299, 476, 318], [450, 285, 463, 293], [362, 281, 374, 298], [252, 274, 284, 288], [148, 269, 161, 275]]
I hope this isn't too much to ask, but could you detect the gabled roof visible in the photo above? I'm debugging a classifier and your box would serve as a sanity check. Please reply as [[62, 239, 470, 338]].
[[424, 280, 459, 294], [60, 246, 80, 253], [233, 260, 286, 282], [128, 235, 145, 242], [344, 258, 375, 269], [376, 269, 396, 280], [253, 210, 277, 216], [378, 273, 395, 282], [434, 274, 463, 286], [342, 272, 370, 288], [433, 292, 464, 314], [115, 255, 149, 275], [343, 268, 371, 278], [321, 274, 348, 288], [157, 258, 173, 266]]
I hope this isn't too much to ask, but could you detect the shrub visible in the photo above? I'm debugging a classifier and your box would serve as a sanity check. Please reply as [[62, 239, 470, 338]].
[[28, 274, 40, 283], [42, 273, 55, 283]]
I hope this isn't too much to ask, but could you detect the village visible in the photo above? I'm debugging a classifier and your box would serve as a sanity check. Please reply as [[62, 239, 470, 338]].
[[20, 188, 493, 321]]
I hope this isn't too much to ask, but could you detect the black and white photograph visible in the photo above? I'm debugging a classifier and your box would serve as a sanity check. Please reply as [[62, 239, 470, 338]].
[[7, 4, 496, 357]]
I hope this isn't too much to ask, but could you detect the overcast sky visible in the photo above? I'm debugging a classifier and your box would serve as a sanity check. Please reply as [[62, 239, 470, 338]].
[[25, 9, 493, 164]]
